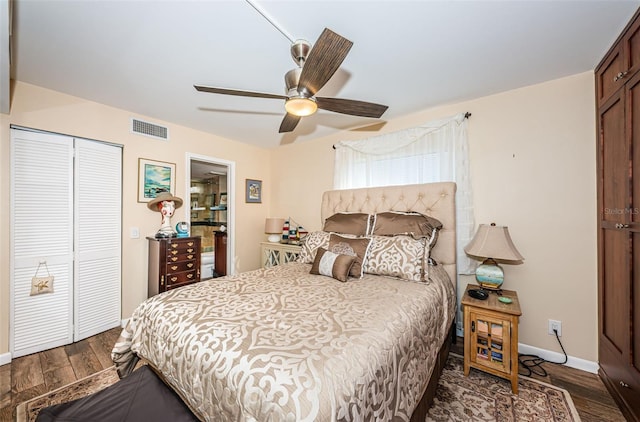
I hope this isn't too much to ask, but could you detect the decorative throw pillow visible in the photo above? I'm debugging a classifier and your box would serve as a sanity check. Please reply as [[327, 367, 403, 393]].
[[372, 211, 442, 247], [297, 231, 331, 263], [364, 235, 430, 282], [310, 248, 356, 282], [328, 233, 372, 279], [323, 212, 372, 236]]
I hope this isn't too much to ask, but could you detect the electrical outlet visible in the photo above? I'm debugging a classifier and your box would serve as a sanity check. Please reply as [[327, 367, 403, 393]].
[[548, 319, 562, 337]]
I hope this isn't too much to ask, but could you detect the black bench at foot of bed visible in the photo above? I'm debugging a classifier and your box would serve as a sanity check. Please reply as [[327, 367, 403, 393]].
[[36, 365, 198, 422]]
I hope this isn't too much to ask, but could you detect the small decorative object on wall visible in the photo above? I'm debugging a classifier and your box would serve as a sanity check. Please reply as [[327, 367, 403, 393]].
[[246, 179, 262, 203], [30, 261, 54, 295], [219, 193, 227, 206], [138, 158, 176, 203]]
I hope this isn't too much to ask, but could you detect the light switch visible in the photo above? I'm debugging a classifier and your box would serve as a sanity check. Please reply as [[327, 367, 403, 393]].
[[130, 227, 140, 239]]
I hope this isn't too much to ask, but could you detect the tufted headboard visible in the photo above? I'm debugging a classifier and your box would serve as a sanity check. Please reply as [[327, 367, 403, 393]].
[[321, 182, 457, 289]]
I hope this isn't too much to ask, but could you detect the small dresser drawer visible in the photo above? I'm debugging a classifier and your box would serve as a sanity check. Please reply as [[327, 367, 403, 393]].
[[166, 260, 197, 273], [166, 252, 198, 262], [164, 269, 199, 287]]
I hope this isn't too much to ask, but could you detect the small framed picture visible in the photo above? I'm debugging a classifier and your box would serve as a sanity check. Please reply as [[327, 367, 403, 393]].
[[138, 158, 176, 203], [245, 179, 262, 203], [219, 193, 227, 206]]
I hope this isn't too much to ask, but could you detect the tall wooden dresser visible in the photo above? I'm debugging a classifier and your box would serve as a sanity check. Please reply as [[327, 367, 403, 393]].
[[595, 7, 640, 420], [148, 236, 201, 297]]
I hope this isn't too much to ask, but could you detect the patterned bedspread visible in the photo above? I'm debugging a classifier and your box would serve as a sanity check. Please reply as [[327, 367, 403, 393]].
[[112, 262, 455, 422]]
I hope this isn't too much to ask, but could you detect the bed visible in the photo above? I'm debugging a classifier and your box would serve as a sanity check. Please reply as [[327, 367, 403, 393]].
[[112, 182, 458, 421]]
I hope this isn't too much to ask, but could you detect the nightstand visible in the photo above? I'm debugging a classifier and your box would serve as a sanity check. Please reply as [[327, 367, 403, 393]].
[[462, 284, 522, 394], [260, 242, 302, 268]]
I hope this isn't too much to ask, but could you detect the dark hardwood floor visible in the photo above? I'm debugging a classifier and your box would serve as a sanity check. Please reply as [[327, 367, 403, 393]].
[[0, 327, 121, 422], [0, 330, 628, 421]]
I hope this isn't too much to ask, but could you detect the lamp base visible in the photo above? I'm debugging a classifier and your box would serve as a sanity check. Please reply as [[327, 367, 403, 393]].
[[267, 234, 281, 243], [475, 258, 504, 291]]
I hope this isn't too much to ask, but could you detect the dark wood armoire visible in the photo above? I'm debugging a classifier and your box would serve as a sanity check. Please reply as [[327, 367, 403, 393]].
[[596, 7, 640, 421]]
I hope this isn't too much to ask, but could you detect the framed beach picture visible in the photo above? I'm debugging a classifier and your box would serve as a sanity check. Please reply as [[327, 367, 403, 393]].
[[245, 179, 262, 203], [138, 158, 176, 203]]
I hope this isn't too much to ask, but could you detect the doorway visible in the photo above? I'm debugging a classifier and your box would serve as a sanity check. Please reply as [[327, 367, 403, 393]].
[[185, 153, 235, 279]]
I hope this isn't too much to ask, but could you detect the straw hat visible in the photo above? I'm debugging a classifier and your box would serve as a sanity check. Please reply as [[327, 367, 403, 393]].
[[147, 192, 183, 211]]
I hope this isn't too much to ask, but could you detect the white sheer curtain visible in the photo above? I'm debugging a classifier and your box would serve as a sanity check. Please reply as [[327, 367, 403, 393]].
[[333, 112, 475, 274]]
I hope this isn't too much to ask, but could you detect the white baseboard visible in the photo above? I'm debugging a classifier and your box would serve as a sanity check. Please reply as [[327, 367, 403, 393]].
[[518, 342, 599, 374], [0, 352, 11, 366]]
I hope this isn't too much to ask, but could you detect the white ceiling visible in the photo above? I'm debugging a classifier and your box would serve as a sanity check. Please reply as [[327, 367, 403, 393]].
[[9, 0, 640, 149]]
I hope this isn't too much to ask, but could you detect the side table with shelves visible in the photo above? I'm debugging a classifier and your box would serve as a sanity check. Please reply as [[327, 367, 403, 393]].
[[461, 284, 522, 394], [260, 242, 301, 268]]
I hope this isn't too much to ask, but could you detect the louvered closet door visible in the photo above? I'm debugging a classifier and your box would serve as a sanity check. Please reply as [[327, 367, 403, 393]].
[[74, 139, 122, 340], [11, 130, 74, 357]]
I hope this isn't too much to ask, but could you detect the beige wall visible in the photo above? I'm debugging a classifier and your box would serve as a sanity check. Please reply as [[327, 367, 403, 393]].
[[0, 81, 272, 356], [270, 71, 598, 362], [1, 72, 598, 363]]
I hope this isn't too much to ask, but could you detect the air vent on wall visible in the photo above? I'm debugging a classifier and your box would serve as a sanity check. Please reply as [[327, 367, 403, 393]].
[[130, 118, 169, 141]]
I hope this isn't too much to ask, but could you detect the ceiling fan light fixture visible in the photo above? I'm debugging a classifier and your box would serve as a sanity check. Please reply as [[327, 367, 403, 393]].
[[285, 96, 317, 117]]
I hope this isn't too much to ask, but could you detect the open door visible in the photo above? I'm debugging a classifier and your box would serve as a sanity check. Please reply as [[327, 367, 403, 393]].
[[185, 154, 235, 279]]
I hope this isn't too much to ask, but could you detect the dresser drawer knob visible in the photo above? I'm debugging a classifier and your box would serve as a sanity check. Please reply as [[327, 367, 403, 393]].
[[620, 380, 630, 388], [188, 242, 194, 246], [187, 273, 193, 279], [187, 255, 194, 259], [171, 257, 178, 262], [171, 243, 178, 248], [171, 250, 178, 255], [171, 276, 178, 282], [187, 248, 194, 253], [171, 265, 178, 271], [187, 263, 193, 268]]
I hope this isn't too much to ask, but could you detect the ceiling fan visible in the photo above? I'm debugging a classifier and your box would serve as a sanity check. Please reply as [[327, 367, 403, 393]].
[[194, 28, 388, 133]]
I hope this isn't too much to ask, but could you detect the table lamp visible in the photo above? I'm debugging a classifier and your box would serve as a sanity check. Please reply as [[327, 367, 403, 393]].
[[464, 223, 524, 291], [265, 218, 285, 243]]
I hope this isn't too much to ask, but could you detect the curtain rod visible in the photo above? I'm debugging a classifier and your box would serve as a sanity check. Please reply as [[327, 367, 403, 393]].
[[332, 112, 471, 150]]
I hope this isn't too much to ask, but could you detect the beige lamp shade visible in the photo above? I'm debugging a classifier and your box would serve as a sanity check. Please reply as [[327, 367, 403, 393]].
[[464, 223, 524, 262], [265, 218, 285, 242]]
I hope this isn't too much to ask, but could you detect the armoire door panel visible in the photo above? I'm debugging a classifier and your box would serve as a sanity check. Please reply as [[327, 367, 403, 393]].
[[602, 228, 630, 352], [628, 71, 640, 219], [600, 92, 628, 223], [634, 230, 640, 373], [597, 45, 625, 105], [625, 16, 640, 81]]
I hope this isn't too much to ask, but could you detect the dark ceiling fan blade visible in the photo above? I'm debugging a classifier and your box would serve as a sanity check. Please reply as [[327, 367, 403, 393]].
[[194, 85, 286, 100], [279, 113, 302, 133], [297, 28, 353, 97], [316, 97, 388, 118]]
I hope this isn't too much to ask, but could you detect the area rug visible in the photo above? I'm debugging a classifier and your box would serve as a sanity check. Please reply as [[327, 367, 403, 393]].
[[426, 354, 581, 421], [16, 366, 119, 422], [17, 355, 581, 422]]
